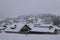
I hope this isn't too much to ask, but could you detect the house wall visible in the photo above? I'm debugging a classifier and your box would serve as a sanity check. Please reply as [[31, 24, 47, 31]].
[[20, 26, 31, 34]]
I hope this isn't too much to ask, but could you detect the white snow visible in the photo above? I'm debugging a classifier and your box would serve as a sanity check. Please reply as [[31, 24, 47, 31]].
[[0, 33, 60, 40], [4, 23, 25, 32], [0, 17, 60, 40], [53, 26, 60, 30], [29, 24, 55, 33], [4, 23, 56, 33], [31, 27, 55, 33], [36, 19, 42, 24], [0, 27, 5, 30]]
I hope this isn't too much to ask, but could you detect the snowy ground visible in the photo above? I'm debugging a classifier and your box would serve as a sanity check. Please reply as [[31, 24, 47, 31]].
[[0, 33, 60, 40]]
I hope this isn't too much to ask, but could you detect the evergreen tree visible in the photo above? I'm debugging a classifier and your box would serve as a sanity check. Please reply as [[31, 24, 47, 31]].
[[53, 17, 60, 26]]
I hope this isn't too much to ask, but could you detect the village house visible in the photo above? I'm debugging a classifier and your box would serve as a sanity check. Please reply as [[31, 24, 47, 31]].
[[27, 17, 38, 24], [4, 23, 32, 34], [4, 22, 58, 34]]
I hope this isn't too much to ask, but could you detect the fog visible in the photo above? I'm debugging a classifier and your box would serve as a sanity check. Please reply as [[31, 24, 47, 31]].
[[0, 0, 60, 18]]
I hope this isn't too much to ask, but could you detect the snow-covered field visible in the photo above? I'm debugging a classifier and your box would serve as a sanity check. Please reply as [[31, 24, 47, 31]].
[[0, 33, 60, 40]]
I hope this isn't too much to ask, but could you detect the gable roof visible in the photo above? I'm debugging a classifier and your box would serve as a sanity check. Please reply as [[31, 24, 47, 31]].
[[4, 22, 56, 33], [22, 24, 31, 30]]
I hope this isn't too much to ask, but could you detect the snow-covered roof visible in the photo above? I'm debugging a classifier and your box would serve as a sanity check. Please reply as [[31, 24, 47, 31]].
[[27, 23, 34, 28], [34, 24, 53, 28], [4, 22, 56, 33], [38, 24, 53, 27], [4, 23, 26, 32], [31, 27, 55, 33], [53, 26, 60, 30], [26, 23, 55, 33], [0, 27, 5, 30], [28, 24, 55, 33], [36, 19, 41, 24]]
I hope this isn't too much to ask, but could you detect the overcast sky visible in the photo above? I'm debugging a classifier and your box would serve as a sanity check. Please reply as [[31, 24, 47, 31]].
[[0, 0, 60, 18]]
